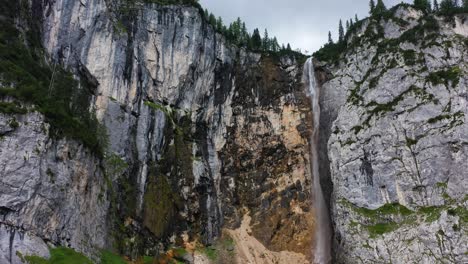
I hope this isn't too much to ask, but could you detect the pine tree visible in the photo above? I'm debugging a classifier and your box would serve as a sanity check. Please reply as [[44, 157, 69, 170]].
[[440, 0, 457, 14], [328, 31, 334, 44], [251, 28, 262, 50], [346, 20, 350, 31], [241, 22, 248, 46], [271, 37, 279, 52], [236, 17, 242, 37], [373, 0, 387, 15], [350, 19, 354, 27], [208, 13, 216, 27], [370, 0, 376, 14], [287, 43, 292, 51], [216, 17, 223, 32], [338, 19, 344, 43], [262, 29, 269, 51], [355, 14, 359, 23], [433, 0, 439, 11], [414, 0, 431, 11]]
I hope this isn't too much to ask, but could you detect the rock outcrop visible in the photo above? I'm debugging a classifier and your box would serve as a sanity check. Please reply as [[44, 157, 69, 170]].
[[319, 6, 468, 263], [0, 0, 314, 262]]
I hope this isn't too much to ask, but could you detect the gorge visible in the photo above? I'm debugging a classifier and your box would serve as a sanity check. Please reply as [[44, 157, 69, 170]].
[[0, 0, 467, 264]]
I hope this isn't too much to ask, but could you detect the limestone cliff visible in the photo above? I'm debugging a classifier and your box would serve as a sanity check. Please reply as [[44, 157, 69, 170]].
[[318, 5, 468, 263], [0, 0, 314, 263]]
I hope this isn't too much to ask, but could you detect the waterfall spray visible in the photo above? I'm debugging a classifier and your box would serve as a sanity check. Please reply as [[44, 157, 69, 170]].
[[303, 58, 332, 264]]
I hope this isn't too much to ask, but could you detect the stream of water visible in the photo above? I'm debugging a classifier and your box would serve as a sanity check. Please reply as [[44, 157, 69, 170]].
[[303, 58, 332, 264]]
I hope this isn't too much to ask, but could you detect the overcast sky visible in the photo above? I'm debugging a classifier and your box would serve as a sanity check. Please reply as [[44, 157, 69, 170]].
[[199, 0, 411, 53]]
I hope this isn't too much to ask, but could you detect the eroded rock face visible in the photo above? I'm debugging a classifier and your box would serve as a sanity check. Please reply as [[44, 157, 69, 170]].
[[0, 0, 314, 262], [0, 112, 108, 262], [319, 6, 468, 263]]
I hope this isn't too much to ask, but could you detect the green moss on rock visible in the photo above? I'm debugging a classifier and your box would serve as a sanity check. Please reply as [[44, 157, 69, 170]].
[[427, 66, 461, 88], [365, 222, 399, 237], [143, 174, 181, 237]]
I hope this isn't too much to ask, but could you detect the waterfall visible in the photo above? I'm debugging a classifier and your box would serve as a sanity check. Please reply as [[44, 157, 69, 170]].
[[303, 58, 332, 264]]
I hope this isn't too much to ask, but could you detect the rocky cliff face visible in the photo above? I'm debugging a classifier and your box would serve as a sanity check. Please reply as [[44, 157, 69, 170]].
[[1, 0, 314, 263], [319, 6, 468, 263]]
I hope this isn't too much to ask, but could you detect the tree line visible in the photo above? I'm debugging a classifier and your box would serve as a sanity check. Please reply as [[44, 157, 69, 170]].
[[203, 9, 295, 53], [327, 0, 467, 45], [368, 0, 467, 16]]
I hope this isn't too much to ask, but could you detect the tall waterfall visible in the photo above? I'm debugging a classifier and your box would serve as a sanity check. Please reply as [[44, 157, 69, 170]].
[[303, 58, 332, 264]]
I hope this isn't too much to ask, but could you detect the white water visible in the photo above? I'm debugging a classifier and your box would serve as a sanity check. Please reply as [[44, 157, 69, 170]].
[[303, 58, 332, 264]]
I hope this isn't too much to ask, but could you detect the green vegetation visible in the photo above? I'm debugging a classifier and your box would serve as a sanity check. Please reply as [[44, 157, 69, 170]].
[[402, 50, 417, 66], [144, 101, 171, 117], [201, 246, 218, 261], [22, 247, 93, 264], [314, 0, 465, 63], [8, 118, 19, 129], [365, 222, 399, 237], [116, 0, 304, 58], [341, 198, 467, 238], [196, 235, 236, 263], [427, 111, 464, 125], [339, 201, 413, 237], [352, 202, 413, 218], [0, 0, 106, 156], [419, 206, 444, 222], [362, 85, 435, 126], [142, 0, 201, 6], [140, 105, 193, 239], [143, 173, 181, 237], [20, 248, 131, 264], [427, 66, 461, 88], [100, 250, 127, 264], [414, 0, 432, 12], [0, 102, 27, 114]]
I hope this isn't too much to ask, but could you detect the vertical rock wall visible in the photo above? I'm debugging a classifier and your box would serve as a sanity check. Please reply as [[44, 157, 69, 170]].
[[1, 0, 316, 262], [319, 6, 468, 263]]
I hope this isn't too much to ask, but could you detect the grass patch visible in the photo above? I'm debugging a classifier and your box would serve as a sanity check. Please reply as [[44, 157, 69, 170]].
[[352, 202, 413, 218], [100, 250, 127, 264], [419, 206, 443, 222], [196, 234, 236, 263], [23, 247, 93, 264], [200, 246, 218, 261], [365, 222, 399, 237]]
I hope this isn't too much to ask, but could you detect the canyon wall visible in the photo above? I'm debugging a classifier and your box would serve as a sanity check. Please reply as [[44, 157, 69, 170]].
[[319, 6, 468, 263], [0, 0, 315, 263]]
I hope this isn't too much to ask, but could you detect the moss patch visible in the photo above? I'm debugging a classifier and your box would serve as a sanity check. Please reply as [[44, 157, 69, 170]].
[[143, 174, 181, 238], [365, 222, 399, 237], [427, 66, 461, 88]]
